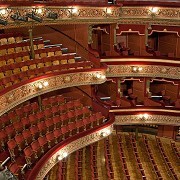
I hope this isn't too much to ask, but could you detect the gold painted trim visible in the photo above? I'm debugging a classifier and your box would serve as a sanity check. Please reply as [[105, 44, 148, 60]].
[[101, 58, 180, 64], [110, 108, 180, 113], [0, 70, 106, 116], [106, 64, 180, 79], [0, 6, 179, 29], [35, 125, 113, 180], [114, 115, 180, 126]]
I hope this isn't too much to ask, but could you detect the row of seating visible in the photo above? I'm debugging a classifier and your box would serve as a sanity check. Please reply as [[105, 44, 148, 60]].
[[171, 141, 180, 160], [0, 60, 92, 91], [57, 159, 67, 180], [156, 137, 178, 180], [142, 135, 163, 179], [90, 143, 99, 180], [0, 104, 91, 151], [0, 54, 79, 79], [116, 134, 130, 180], [75, 149, 83, 180], [104, 139, 114, 180], [34, 46, 62, 59], [129, 134, 147, 180], [1, 109, 105, 178], [0, 39, 44, 56], [0, 33, 23, 45], [0, 51, 30, 67], [0, 46, 62, 68]]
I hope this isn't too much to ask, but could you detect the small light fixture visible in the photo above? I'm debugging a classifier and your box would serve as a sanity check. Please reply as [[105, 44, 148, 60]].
[[57, 155, 62, 161], [43, 81, 49, 87], [62, 152, 68, 158], [150, 7, 158, 13], [38, 83, 43, 89], [72, 8, 78, 14], [0, 9, 7, 15], [95, 73, 106, 80], [107, 8, 112, 14], [36, 8, 43, 14], [139, 113, 149, 120], [101, 129, 111, 137], [132, 66, 143, 73]]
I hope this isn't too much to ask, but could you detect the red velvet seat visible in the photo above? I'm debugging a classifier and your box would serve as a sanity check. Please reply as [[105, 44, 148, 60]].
[[53, 129, 63, 143], [52, 116, 61, 129], [24, 146, 38, 167], [5, 125, 16, 139], [38, 136, 49, 153], [29, 114, 38, 126], [22, 130, 32, 146], [37, 121, 47, 136], [30, 126, 40, 140], [15, 134, 26, 151], [31, 140, 42, 158], [46, 132, 56, 148], [7, 139, 20, 161], [13, 121, 23, 134]]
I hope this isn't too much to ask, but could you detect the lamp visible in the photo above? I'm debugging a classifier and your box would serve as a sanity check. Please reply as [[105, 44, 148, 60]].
[[95, 73, 106, 80], [47, 12, 58, 20], [139, 113, 149, 120], [27, 12, 43, 23], [132, 66, 143, 73], [36, 81, 49, 90], [100, 129, 111, 137], [11, 13, 28, 22]]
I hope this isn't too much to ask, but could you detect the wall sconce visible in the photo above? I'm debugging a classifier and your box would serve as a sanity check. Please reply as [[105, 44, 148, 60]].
[[36, 81, 49, 90], [149, 7, 159, 18], [11, 13, 28, 22], [57, 151, 68, 161], [139, 113, 149, 120], [47, 12, 58, 20], [132, 66, 143, 73], [72, 8, 78, 14], [0, 9, 7, 15], [100, 129, 111, 137], [95, 73, 106, 80], [27, 12, 43, 23], [36, 8, 43, 14], [107, 8, 112, 14]]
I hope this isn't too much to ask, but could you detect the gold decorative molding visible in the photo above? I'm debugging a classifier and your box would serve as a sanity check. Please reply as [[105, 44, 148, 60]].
[[0, 6, 179, 29], [114, 115, 180, 126], [35, 125, 113, 180], [106, 64, 180, 79], [0, 70, 106, 116]]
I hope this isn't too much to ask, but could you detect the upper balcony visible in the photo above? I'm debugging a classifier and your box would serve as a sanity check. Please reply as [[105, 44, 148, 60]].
[[0, 0, 179, 29]]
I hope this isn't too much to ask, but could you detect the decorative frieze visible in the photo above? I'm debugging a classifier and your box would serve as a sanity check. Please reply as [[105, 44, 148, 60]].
[[106, 64, 180, 79], [0, 70, 106, 116], [35, 125, 113, 180], [114, 115, 179, 126], [0, 6, 179, 29]]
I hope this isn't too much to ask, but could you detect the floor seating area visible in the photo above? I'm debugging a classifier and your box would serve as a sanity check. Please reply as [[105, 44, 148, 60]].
[[0, 32, 93, 92], [156, 137, 178, 180], [142, 135, 163, 179], [47, 133, 180, 180], [90, 143, 99, 179], [0, 94, 105, 179]]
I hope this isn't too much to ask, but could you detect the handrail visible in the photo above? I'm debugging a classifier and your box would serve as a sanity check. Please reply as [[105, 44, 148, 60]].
[[45, 25, 99, 60], [74, 86, 110, 110]]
